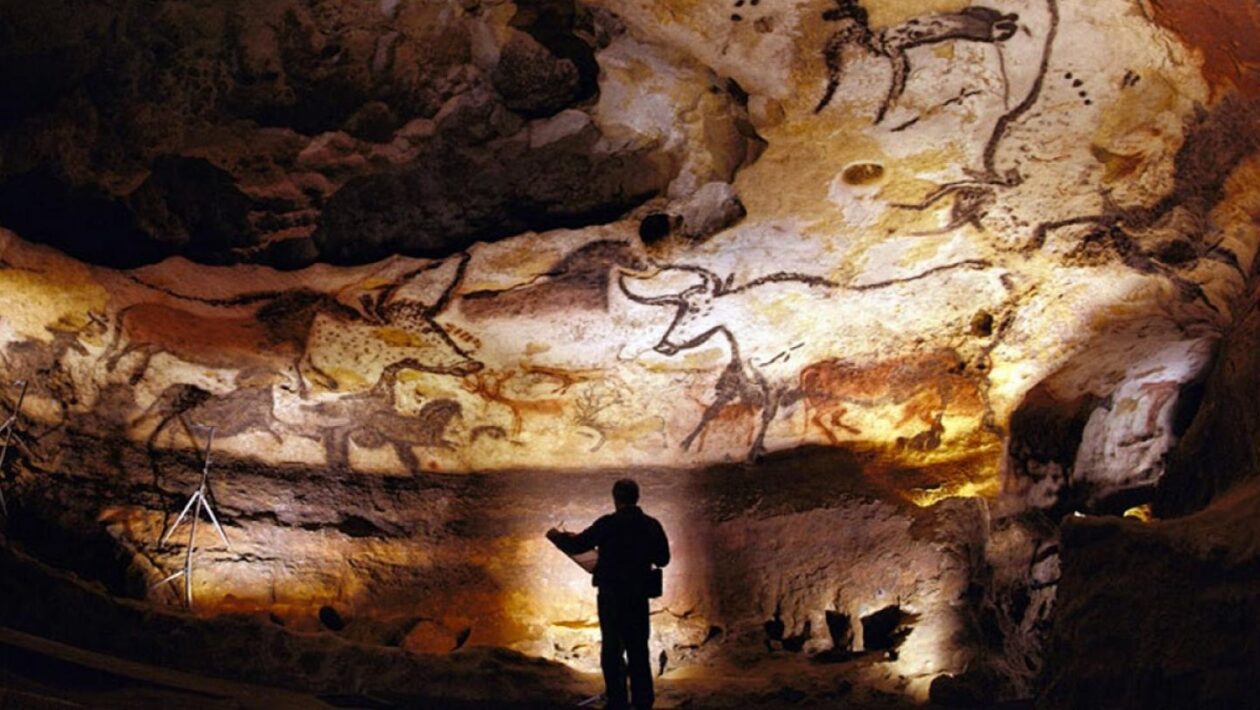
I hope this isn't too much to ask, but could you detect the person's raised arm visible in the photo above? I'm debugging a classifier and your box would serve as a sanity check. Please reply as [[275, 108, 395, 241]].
[[547, 517, 605, 555]]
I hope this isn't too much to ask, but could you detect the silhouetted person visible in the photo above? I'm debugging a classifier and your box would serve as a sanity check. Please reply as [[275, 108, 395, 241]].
[[547, 478, 670, 710]]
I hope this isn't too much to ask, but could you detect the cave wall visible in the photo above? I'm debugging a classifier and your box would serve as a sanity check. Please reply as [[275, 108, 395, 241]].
[[0, 0, 1253, 477], [1036, 234, 1260, 708], [0, 0, 752, 267], [1031, 2, 1260, 705], [1158, 272, 1260, 516], [1, 0, 1260, 704]]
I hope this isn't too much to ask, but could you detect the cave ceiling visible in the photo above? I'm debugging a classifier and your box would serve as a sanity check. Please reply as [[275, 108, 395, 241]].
[[1, 0, 1254, 475], [1, 0, 1259, 701]]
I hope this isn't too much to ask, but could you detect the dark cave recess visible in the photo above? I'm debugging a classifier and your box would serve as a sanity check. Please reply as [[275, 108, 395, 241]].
[[0, 0, 681, 269]]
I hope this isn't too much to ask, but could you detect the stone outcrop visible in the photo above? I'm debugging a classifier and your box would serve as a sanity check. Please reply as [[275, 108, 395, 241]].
[[1041, 478, 1260, 707], [0, 0, 752, 268], [1038, 254, 1260, 707], [1, 0, 1260, 705], [1158, 274, 1260, 516]]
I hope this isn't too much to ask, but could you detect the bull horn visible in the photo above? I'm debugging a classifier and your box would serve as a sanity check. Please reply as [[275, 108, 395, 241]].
[[674, 264, 722, 294], [617, 272, 682, 306]]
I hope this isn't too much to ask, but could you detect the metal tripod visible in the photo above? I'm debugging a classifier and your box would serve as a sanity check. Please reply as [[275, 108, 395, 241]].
[[0, 380, 29, 517], [153, 424, 231, 608]]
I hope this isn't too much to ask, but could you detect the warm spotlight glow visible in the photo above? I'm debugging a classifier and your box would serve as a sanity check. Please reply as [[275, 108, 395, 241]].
[[905, 480, 996, 507], [1123, 504, 1154, 523]]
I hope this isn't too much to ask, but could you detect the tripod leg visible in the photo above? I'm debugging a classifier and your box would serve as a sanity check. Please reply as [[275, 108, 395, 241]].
[[185, 500, 199, 608], [152, 569, 186, 589], [0, 384, 27, 493], [201, 491, 232, 551], [160, 490, 201, 548], [0, 421, 12, 469]]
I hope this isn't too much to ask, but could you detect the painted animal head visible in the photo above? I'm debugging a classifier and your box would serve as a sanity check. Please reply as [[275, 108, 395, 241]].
[[961, 7, 1019, 41], [619, 266, 729, 356], [822, 0, 869, 25]]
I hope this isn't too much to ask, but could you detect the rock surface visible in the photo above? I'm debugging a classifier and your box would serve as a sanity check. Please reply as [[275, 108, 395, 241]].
[[1, 0, 1260, 705], [1159, 271, 1260, 516], [0, 0, 748, 268], [1042, 478, 1260, 707]]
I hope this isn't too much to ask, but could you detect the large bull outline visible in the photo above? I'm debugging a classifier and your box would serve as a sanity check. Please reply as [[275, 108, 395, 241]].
[[619, 259, 997, 460]]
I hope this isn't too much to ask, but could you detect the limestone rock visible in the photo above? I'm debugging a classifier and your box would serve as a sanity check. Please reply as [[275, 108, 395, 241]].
[[0, 0, 1258, 705], [0, 0, 729, 268], [492, 30, 583, 117], [1160, 271, 1260, 515], [669, 181, 746, 241], [1043, 480, 1260, 707], [310, 119, 671, 263], [128, 156, 257, 261]]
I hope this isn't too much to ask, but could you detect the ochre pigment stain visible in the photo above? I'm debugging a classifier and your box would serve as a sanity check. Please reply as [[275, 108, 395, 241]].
[[1147, 0, 1260, 96]]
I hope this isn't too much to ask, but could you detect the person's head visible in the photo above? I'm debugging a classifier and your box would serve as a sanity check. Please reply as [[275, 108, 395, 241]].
[[612, 478, 639, 509]]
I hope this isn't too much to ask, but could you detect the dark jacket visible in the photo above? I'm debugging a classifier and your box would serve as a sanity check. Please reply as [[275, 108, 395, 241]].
[[551, 506, 670, 594]]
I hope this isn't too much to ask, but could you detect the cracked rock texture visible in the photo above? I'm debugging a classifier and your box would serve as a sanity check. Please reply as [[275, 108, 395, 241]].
[[1, 0, 1260, 705], [1042, 477, 1260, 707], [1158, 269, 1260, 516], [0, 0, 750, 267]]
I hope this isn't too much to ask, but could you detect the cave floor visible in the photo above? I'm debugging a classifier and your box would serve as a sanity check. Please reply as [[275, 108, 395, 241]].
[[0, 622, 932, 709], [0, 626, 330, 709], [0, 444, 1008, 708]]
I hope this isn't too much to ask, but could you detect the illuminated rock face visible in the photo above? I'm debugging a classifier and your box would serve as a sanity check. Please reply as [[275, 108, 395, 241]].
[[1038, 272, 1260, 708], [0, 0, 1259, 704]]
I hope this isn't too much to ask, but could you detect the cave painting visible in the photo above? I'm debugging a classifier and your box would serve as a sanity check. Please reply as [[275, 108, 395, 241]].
[[461, 369, 568, 438], [460, 240, 650, 319], [893, 185, 996, 236], [0, 0, 1232, 477], [137, 378, 293, 480], [2, 313, 106, 445], [81, 235, 1022, 470], [854, 0, 1060, 238], [110, 252, 481, 399], [833, 0, 1229, 323], [0, 1, 1243, 478], [134, 373, 465, 476], [77, 238, 685, 470], [728, 0, 763, 24], [814, 0, 1020, 124], [78, 253, 484, 473], [798, 348, 986, 451], [454, 366, 666, 454], [302, 252, 483, 393], [1024, 96, 1255, 309], [305, 393, 463, 473], [619, 259, 1004, 460], [104, 294, 351, 392]]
